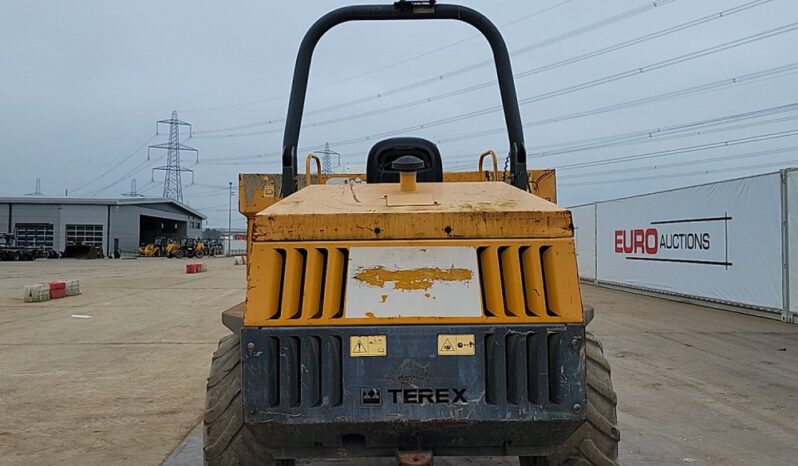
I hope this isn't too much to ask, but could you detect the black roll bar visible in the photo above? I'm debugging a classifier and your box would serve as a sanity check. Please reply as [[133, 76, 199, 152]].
[[280, 1, 529, 196]]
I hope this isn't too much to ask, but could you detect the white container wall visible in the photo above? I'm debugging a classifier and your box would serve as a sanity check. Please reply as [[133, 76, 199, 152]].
[[572, 169, 797, 321], [571, 204, 597, 281], [788, 169, 798, 315]]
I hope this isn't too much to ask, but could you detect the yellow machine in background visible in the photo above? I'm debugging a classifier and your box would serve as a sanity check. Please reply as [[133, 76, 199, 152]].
[[164, 239, 183, 258], [138, 243, 159, 257], [203, 3, 618, 466]]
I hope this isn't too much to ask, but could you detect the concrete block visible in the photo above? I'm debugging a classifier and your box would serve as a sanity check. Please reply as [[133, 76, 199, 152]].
[[49, 281, 66, 299], [24, 284, 50, 303], [66, 279, 80, 296]]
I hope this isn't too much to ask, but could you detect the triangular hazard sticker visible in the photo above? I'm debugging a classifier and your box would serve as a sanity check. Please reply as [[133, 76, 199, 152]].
[[440, 339, 455, 352], [353, 340, 367, 353]]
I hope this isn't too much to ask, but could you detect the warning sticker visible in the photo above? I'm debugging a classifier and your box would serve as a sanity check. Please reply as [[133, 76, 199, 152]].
[[437, 334, 475, 356], [350, 335, 387, 357]]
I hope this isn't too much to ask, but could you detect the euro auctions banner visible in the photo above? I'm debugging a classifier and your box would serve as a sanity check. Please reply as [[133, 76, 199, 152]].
[[595, 173, 783, 311]]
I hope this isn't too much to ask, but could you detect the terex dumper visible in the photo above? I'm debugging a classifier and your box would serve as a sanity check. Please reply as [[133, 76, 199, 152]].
[[204, 2, 619, 465]]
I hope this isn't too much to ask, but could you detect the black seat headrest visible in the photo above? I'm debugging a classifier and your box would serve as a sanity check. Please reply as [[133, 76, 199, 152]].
[[366, 137, 443, 183]]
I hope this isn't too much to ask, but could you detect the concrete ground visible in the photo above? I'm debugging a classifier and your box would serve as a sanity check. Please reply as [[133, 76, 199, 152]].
[[0, 258, 243, 466], [1, 259, 797, 465]]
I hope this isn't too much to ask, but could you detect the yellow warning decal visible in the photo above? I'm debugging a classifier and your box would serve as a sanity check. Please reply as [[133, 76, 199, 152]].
[[350, 335, 387, 357], [437, 334, 475, 356]]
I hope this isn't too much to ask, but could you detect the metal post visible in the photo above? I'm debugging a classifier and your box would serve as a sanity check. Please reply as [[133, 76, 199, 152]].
[[227, 181, 233, 256], [781, 169, 793, 323], [106, 205, 112, 259], [594, 202, 599, 285]]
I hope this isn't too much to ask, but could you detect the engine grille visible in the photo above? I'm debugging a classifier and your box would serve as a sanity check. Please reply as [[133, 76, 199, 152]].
[[484, 329, 581, 406], [245, 239, 582, 326], [242, 334, 344, 408], [476, 243, 575, 318], [252, 247, 349, 322]]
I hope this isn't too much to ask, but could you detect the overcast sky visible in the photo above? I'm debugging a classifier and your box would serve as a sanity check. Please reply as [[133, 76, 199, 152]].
[[1, 0, 797, 228]]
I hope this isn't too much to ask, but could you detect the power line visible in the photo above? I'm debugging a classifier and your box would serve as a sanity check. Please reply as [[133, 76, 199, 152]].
[[193, 62, 798, 166], [529, 105, 798, 157], [85, 156, 161, 196], [198, 0, 771, 139], [71, 133, 157, 192], [443, 108, 798, 170], [179, 0, 577, 114], [435, 61, 798, 146], [559, 145, 798, 182], [304, 61, 798, 152], [560, 156, 798, 187], [194, 19, 798, 145], [320, 22, 798, 137], [191, 0, 677, 133], [556, 129, 798, 171]]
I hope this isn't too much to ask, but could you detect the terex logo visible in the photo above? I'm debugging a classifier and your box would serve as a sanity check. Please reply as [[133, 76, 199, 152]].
[[387, 387, 467, 404]]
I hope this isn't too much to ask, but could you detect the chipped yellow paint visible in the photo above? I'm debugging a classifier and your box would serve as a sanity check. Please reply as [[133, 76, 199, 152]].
[[354, 266, 473, 291], [379, 295, 388, 303]]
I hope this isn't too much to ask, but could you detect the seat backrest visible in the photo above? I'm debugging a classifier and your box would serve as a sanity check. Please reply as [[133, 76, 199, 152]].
[[366, 137, 443, 183]]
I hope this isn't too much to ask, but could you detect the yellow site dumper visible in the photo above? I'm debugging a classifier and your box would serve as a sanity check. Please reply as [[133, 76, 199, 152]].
[[204, 2, 619, 465]]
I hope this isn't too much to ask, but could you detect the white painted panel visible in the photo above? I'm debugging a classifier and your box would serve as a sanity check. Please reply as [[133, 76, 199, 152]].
[[345, 246, 481, 318], [571, 204, 596, 280], [596, 173, 783, 311], [788, 170, 798, 314]]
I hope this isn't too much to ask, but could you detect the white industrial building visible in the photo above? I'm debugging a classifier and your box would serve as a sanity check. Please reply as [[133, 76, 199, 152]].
[[0, 197, 205, 257]]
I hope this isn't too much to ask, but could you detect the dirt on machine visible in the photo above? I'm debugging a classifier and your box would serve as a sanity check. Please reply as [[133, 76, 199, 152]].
[[203, 2, 619, 465]]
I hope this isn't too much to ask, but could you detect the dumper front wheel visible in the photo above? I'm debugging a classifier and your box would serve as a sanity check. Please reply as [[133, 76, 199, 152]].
[[203, 333, 295, 466], [520, 332, 619, 466]]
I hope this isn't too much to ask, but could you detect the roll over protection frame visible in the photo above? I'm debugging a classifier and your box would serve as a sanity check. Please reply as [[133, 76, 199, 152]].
[[280, 1, 529, 196]]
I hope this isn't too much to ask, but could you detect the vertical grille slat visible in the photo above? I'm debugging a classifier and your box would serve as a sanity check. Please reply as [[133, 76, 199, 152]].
[[301, 248, 324, 319], [300, 336, 322, 407], [505, 334, 527, 405], [279, 337, 301, 407], [280, 249, 305, 320], [478, 246, 505, 317], [500, 246, 525, 317], [321, 335, 343, 407], [263, 337, 280, 407], [322, 248, 346, 319], [541, 242, 582, 318], [520, 246, 548, 317], [261, 249, 285, 320], [527, 332, 549, 404], [484, 333, 506, 405], [548, 332, 565, 404]]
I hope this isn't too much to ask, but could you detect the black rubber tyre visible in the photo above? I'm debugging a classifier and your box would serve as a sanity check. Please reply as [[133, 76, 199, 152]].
[[520, 332, 620, 466], [173, 249, 184, 259], [195, 248, 205, 258], [204, 333, 295, 466]]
